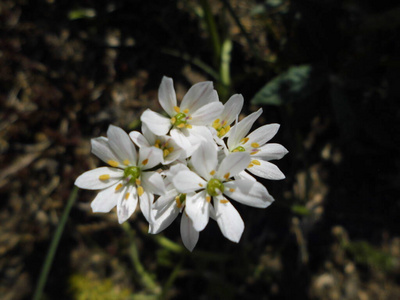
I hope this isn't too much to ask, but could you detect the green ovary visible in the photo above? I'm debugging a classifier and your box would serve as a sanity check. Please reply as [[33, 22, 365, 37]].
[[124, 166, 141, 184], [206, 178, 224, 196], [174, 112, 187, 126], [232, 146, 245, 152]]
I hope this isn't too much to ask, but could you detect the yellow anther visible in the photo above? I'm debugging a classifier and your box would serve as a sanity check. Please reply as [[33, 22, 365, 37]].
[[206, 196, 211, 203], [174, 106, 180, 113], [115, 183, 123, 191], [221, 120, 227, 127], [142, 159, 148, 166], [225, 125, 230, 133], [171, 117, 176, 124], [107, 160, 119, 167], [135, 178, 141, 186], [154, 143, 160, 148], [188, 116, 192, 120], [223, 172, 230, 180], [212, 123, 220, 130], [250, 150, 260, 155], [252, 160, 261, 165], [167, 147, 174, 153], [232, 149, 239, 152], [175, 196, 182, 208], [248, 164, 254, 168], [125, 192, 130, 200], [251, 142, 260, 148], [229, 188, 235, 193], [177, 123, 185, 128], [137, 186, 144, 196], [183, 109, 189, 114], [210, 170, 216, 176], [123, 159, 130, 166], [240, 137, 249, 144], [214, 118, 220, 124], [99, 174, 110, 180], [155, 139, 161, 146], [164, 141, 169, 147], [185, 124, 192, 129], [199, 183, 203, 187], [163, 149, 170, 157], [219, 128, 226, 137], [220, 199, 229, 204]]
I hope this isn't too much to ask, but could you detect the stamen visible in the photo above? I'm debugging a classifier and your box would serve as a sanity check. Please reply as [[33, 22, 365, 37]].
[[214, 118, 220, 124], [210, 170, 216, 176], [221, 120, 227, 127], [154, 144, 160, 148], [206, 196, 211, 203], [175, 196, 182, 208], [251, 142, 260, 148], [173, 106, 180, 113], [123, 160, 130, 166], [135, 178, 141, 185], [107, 160, 119, 167], [177, 123, 185, 128], [250, 150, 259, 155], [219, 128, 226, 137], [220, 199, 229, 204], [225, 125, 231, 133], [171, 117, 176, 124], [99, 174, 110, 180], [125, 193, 130, 200], [251, 160, 261, 165], [163, 149, 169, 157], [185, 124, 192, 129], [199, 183, 203, 187], [137, 186, 144, 196], [248, 164, 254, 168], [240, 137, 249, 144], [115, 183, 123, 191], [223, 172, 230, 180], [183, 109, 189, 114], [229, 188, 235, 192], [142, 159, 148, 166], [167, 147, 174, 152]]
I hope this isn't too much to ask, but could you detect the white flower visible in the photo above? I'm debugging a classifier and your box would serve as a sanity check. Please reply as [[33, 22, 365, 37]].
[[172, 142, 274, 243], [74, 125, 165, 224], [149, 163, 199, 251], [227, 108, 288, 180], [211, 94, 244, 139], [129, 123, 183, 165], [141, 76, 224, 157]]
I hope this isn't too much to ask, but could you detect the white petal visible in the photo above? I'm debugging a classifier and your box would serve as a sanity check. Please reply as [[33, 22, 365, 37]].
[[213, 195, 244, 243], [187, 126, 217, 150], [224, 180, 274, 208], [180, 81, 218, 113], [170, 128, 198, 158], [129, 131, 150, 148], [142, 171, 165, 195], [228, 108, 262, 150], [107, 125, 137, 165], [138, 146, 163, 169], [180, 212, 199, 252], [91, 183, 122, 213], [189, 102, 224, 126], [139, 191, 154, 223], [246, 124, 280, 147], [162, 137, 184, 165], [185, 190, 210, 231], [117, 186, 138, 224], [158, 76, 177, 117], [141, 109, 171, 136], [216, 152, 250, 179], [255, 143, 289, 161], [75, 167, 123, 190], [220, 94, 244, 125], [141, 123, 157, 145], [154, 189, 178, 209], [172, 170, 207, 193], [191, 142, 217, 181], [247, 160, 286, 180], [149, 200, 180, 234], [235, 170, 257, 182], [91, 137, 120, 166]]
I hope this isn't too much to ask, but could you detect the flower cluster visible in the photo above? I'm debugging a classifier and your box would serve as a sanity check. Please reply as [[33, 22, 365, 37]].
[[75, 76, 288, 251]]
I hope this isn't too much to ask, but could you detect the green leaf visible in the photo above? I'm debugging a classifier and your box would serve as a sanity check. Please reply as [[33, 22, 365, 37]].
[[68, 8, 96, 20], [291, 204, 310, 216], [251, 65, 327, 106]]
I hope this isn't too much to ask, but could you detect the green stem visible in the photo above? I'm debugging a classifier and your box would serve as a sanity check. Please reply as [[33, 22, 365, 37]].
[[219, 37, 232, 102], [121, 222, 160, 294], [33, 186, 79, 300], [200, 0, 221, 66]]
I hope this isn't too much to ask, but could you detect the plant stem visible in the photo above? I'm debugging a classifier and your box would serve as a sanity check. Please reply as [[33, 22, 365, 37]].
[[200, 0, 221, 67], [33, 186, 79, 300]]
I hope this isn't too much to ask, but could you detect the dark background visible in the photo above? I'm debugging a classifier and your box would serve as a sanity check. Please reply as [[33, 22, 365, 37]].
[[1, 0, 399, 299]]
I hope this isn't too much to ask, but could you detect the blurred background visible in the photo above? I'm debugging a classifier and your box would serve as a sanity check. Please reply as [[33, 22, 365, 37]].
[[1, 0, 400, 299]]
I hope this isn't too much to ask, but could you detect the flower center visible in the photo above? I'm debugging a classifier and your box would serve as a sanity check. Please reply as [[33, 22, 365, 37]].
[[206, 178, 224, 196], [212, 119, 231, 138], [123, 166, 141, 184], [232, 146, 246, 152], [170, 106, 192, 129], [154, 139, 174, 157]]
